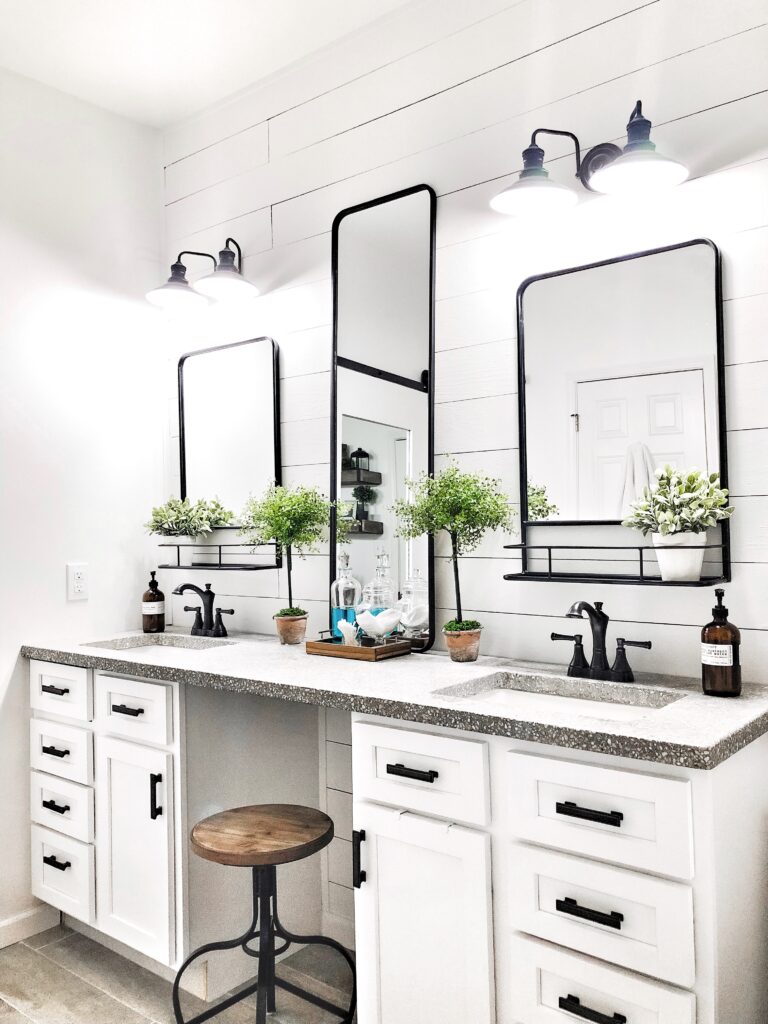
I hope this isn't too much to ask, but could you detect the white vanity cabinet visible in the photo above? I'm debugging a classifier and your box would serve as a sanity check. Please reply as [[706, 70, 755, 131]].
[[352, 713, 768, 1024], [29, 661, 183, 967]]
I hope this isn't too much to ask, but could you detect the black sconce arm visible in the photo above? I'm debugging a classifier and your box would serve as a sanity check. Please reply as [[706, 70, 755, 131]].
[[530, 128, 583, 179], [175, 250, 217, 270], [225, 237, 243, 272], [527, 128, 622, 192]]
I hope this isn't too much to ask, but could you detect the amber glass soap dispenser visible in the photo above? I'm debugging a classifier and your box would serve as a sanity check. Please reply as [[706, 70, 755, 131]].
[[701, 588, 740, 697], [142, 571, 165, 634]]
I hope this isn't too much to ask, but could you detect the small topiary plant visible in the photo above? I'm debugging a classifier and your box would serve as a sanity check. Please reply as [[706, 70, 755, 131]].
[[240, 484, 331, 611], [146, 497, 234, 538], [352, 484, 377, 506], [275, 607, 308, 618], [393, 462, 515, 627]]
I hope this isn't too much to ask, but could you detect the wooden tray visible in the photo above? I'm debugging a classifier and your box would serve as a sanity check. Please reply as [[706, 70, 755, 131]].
[[305, 637, 411, 661]]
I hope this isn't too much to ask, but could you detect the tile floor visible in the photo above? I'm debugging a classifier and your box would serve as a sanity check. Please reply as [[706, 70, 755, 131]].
[[0, 924, 354, 1023]]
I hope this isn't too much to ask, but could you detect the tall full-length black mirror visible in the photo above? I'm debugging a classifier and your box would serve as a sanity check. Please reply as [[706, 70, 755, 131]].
[[329, 184, 436, 648]]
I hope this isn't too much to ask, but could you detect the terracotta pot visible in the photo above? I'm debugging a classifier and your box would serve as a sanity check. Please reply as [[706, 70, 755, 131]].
[[274, 614, 308, 645], [652, 531, 707, 582], [443, 627, 482, 663]]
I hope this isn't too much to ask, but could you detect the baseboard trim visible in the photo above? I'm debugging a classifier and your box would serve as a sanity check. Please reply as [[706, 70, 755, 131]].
[[0, 904, 60, 949]]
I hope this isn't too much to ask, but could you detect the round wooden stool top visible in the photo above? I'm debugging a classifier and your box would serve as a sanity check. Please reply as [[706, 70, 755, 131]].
[[190, 804, 334, 867]]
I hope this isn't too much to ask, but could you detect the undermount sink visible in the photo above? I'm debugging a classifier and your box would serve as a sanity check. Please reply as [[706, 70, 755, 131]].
[[83, 634, 234, 652], [433, 670, 684, 724]]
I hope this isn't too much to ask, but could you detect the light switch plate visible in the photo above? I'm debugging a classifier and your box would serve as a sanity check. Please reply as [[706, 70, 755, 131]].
[[66, 563, 88, 601]]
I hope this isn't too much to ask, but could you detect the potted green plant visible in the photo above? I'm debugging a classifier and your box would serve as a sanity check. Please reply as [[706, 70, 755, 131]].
[[352, 483, 377, 521], [393, 464, 514, 662], [240, 484, 331, 644], [622, 466, 733, 582], [146, 497, 234, 538]]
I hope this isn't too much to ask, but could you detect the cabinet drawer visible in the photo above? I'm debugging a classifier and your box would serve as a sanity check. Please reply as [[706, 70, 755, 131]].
[[30, 660, 92, 722], [30, 719, 93, 785], [95, 673, 172, 746], [508, 934, 695, 1024], [30, 771, 94, 843], [31, 824, 95, 925], [507, 845, 695, 987], [507, 751, 693, 879], [352, 720, 489, 826]]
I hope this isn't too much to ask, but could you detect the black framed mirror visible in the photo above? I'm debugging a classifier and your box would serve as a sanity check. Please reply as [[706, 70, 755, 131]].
[[509, 239, 730, 586], [329, 184, 436, 648], [178, 336, 282, 570]]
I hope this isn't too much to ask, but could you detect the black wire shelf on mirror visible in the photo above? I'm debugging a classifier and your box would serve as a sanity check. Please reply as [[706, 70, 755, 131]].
[[503, 541, 728, 587], [157, 539, 282, 572]]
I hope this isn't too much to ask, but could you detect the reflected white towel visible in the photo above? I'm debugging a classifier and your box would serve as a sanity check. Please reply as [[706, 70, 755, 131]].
[[619, 443, 657, 516]]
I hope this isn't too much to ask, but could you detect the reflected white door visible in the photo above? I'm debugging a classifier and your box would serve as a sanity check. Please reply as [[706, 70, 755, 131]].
[[576, 369, 709, 519], [353, 801, 494, 1024]]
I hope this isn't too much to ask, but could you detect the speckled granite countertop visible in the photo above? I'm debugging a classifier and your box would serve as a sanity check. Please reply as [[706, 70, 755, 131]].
[[21, 630, 768, 770]]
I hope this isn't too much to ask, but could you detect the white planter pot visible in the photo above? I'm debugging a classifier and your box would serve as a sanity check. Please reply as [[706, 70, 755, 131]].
[[652, 531, 707, 582]]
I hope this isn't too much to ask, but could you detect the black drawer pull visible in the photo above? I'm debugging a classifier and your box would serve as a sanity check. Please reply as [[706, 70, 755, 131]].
[[352, 829, 366, 888], [386, 762, 439, 783], [556, 801, 624, 828], [43, 854, 71, 872], [558, 994, 627, 1024], [112, 703, 145, 717], [42, 744, 70, 759], [42, 798, 71, 815], [150, 772, 163, 820], [556, 897, 624, 930], [41, 683, 70, 697]]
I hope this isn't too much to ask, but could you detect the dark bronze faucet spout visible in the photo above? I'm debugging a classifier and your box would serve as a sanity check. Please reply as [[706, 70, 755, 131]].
[[173, 582, 216, 635], [566, 600, 611, 679]]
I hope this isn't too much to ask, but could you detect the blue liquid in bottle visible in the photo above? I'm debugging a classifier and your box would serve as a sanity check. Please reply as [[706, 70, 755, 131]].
[[332, 606, 357, 639]]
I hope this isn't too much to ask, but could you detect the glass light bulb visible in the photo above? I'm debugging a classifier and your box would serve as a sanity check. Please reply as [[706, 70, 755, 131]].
[[192, 270, 260, 301], [490, 176, 578, 216], [589, 149, 688, 195], [145, 281, 209, 311]]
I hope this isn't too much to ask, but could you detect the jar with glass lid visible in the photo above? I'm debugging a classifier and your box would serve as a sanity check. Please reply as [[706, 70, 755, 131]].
[[330, 551, 362, 639], [398, 568, 429, 638]]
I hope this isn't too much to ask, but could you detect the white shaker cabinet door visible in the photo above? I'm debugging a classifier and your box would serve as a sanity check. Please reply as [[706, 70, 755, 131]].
[[353, 801, 494, 1024], [95, 736, 175, 965]]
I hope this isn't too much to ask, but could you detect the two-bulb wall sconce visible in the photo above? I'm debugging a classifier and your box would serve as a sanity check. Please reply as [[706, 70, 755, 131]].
[[146, 237, 259, 310], [490, 101, 688, 215]]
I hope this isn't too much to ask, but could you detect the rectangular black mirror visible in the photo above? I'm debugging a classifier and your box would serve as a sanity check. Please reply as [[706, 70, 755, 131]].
[[512, 239, 730, 585], [178, 336, 281, 569], [330, 184, 436, 647]]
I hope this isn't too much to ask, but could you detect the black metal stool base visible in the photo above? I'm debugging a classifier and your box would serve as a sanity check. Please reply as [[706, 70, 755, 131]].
[[172, 864, 356, 1024]]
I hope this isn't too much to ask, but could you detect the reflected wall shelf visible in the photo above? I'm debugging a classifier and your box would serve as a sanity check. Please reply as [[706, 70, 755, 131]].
[[345, 520, 384, 535], [341, 468, 382, 486]]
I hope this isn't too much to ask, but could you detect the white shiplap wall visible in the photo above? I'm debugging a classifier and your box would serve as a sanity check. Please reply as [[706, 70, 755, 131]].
[[157, 0, 768, 679]]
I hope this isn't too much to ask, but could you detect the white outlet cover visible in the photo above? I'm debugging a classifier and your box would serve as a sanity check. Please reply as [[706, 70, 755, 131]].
[[66, 562, 88, 601]]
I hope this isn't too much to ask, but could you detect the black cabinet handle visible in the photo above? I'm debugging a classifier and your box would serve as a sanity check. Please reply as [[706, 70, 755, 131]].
[[352, 829, 366, 888], [42, 798, 70, 815], [43, 854, 71, 872], [556, 897, 624, 930], [558, 994, 627, 1024], [386, 762, 439, 783], [150, 773, 163, 820], [42, 744, 70, 759], [41, 683, 70, 697], [556, 800, 624, 828], [112, 703, 145, 717]]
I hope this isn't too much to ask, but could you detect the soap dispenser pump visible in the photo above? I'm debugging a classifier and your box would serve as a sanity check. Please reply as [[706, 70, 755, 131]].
[[702, 588, 741, 697], [142, 571, 165, 634]]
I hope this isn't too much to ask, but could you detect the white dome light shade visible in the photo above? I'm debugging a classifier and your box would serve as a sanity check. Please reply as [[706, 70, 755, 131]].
[[146, 262, 209, 311], [588, 148, 688, 195], [193, 268, 260, 301], [490, 175, 578, 216]]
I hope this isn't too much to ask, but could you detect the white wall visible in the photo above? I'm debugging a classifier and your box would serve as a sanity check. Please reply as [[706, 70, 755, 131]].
[[158, 0, 768, 684], [0, 68, 163, 942]]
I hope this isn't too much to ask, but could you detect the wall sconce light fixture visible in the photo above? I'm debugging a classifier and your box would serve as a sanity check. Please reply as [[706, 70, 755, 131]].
[[490, 101, 689, 216], [146, 237, 259, 310]]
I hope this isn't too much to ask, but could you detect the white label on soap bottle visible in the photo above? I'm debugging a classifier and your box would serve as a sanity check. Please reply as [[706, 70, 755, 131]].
[[142, 601, 165, 615], [701, 642, 733, 666]]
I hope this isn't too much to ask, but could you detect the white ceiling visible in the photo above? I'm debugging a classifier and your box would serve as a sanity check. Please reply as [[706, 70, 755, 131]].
[[0, 0, 414, 128]]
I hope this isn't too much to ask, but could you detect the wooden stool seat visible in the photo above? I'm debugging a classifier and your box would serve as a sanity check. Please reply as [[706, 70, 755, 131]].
[[190, 803, 334, 867]]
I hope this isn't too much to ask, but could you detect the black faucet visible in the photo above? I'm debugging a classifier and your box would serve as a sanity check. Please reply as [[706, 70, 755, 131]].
[[173, 582, 216, 636], [566, 600, 611, 680]]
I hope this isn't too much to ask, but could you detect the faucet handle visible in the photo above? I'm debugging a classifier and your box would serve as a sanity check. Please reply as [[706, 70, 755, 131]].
[[611, 638, 652, 683], [551, 633, 590, 679], [551, 632, 582, 643], [213, 608, 234, 638], [183, 605, 204, 636]]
